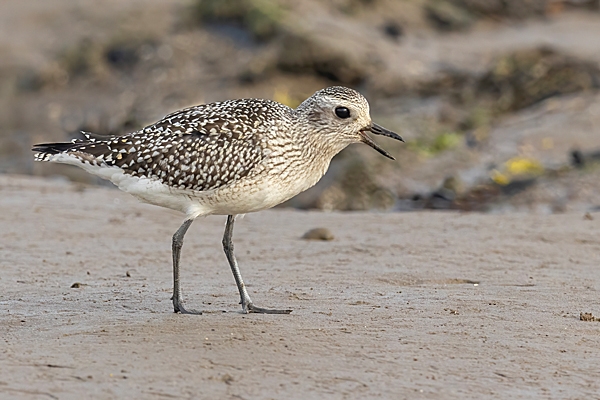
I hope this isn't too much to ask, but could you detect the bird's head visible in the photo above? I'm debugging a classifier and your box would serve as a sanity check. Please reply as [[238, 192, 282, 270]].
[[295, 86, 404, 159]]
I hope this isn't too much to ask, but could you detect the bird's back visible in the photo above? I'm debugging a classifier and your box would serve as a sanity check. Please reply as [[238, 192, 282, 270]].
[[36, 98, 292, 190]]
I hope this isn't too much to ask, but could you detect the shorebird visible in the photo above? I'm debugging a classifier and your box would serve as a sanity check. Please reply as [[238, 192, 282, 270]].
[[33, 86, 404, 315]]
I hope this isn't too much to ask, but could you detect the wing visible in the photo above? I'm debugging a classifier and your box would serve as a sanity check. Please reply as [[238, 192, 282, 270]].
[[114, 126, 265, 192], [34, 98, 288, 192]]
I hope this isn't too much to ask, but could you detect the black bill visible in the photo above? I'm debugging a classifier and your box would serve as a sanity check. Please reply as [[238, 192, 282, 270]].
[[359, 122, 404, 160]]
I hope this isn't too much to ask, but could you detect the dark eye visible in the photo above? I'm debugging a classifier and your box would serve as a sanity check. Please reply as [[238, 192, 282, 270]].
[[335, 107, 351, 119]]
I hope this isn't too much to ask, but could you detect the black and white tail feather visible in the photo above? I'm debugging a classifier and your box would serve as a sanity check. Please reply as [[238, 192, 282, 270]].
[[32, 131, 115, 162]]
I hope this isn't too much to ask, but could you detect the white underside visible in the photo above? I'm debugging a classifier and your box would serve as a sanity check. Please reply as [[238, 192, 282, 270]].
[[46, 153, 318, 220]]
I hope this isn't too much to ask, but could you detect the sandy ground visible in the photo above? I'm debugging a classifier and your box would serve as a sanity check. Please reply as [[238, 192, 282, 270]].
[[1, 174, 599, 399]]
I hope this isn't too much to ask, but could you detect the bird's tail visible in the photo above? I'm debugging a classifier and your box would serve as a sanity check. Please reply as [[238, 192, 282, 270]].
[[32, 131, 111, 162], [32, 142, 79, 154], [32, 142, 80, 161]]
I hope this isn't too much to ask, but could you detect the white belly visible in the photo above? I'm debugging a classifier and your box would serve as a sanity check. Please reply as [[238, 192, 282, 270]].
[[48, 152, 330, 219]]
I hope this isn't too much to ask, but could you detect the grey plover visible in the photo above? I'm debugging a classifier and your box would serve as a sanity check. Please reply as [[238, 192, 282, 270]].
[[33, 86, 404, 315]]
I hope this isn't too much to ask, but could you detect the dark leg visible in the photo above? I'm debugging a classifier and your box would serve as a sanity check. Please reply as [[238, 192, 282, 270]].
[[222, 215, 292, 314], [172, 219, 201, 314]]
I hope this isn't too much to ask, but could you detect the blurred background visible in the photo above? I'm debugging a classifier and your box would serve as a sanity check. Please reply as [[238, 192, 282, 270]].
[[1, 0, 600, 213]]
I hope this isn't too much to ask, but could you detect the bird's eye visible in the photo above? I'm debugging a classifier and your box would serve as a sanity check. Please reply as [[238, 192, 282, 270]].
[[335, 107, 351, 119]]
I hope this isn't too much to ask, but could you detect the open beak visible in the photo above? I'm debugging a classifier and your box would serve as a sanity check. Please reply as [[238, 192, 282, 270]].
[[359, 122, 404, 160]]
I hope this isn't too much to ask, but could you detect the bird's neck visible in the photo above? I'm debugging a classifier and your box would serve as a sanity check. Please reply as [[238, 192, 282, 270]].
[[291, 109, 350, 162]]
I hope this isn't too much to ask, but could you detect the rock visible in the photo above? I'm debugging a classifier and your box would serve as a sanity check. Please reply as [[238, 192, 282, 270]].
[[580, 312, 599, 322], [302, 228, 334, 241], [277, 33, 369, 85], [191, 0, 285, 41], [382, 21, 403, 42], [453, 0, 549, 18], [314, 157, 396, 211], [478, 47, 600, 112], [425, 0, 475, 31]]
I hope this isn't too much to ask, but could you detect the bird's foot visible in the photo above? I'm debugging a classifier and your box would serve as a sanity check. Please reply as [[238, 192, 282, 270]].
[[173, 298, 202, 315], [244, 302, 292, 314]]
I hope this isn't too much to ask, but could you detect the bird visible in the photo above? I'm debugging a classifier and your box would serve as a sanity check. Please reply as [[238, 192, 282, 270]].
[[32, 86, 404, 315]]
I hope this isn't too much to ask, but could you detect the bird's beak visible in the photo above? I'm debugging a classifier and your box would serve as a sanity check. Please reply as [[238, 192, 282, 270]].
[[359, 122, 404, 160]]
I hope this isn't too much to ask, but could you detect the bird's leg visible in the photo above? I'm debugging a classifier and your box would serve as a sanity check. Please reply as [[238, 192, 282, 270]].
[[222, 215, 292, 314], [172, 219, 202, 314]]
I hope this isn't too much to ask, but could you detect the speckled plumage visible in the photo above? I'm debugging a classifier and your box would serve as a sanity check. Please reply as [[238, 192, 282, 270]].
[[33, 86, 403, 314], [35, 98, 285, 192], [34, 86, 400, 218]]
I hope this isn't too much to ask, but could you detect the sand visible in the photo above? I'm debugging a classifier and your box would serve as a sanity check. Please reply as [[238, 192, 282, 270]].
[[1, 174, 599, 399]]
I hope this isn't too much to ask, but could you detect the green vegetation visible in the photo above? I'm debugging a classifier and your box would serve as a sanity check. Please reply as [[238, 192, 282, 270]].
[[191, 0, 286, 40], [59, 38, 98, 77], [408, 131, 462, 157]]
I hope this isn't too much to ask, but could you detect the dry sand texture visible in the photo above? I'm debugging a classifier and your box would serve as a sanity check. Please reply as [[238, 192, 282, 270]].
[[1, 175, 599, 399]]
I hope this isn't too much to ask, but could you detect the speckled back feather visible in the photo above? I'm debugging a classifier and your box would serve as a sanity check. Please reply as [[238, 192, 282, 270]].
[[34, 98, 293, 192]]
